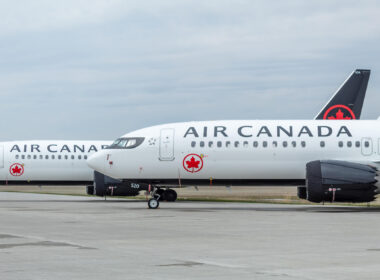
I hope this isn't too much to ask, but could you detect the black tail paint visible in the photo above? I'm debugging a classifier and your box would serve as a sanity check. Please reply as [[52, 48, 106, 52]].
[[315, 69, 370, 120]]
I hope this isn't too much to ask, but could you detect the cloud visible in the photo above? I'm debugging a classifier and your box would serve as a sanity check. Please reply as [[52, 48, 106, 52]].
[[0, 0, 379, 140], [0, 0, 126, 34]]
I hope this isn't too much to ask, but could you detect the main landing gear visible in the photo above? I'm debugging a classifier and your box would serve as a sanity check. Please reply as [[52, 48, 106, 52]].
[[147, 187, 178, 209], [157, 188, 177, 202]]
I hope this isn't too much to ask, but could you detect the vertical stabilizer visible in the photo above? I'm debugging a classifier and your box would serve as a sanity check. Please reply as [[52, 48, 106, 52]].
[[315, 69, 370, 120]]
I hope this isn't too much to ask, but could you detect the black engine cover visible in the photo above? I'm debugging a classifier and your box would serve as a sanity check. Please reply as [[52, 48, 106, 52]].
[[88, 171, 146, 197], [306, 160, 378, 203]]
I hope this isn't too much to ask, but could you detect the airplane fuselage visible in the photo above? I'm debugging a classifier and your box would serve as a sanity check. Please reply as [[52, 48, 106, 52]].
[[87, 120, 380, 186], [0, 140, 111, 184]]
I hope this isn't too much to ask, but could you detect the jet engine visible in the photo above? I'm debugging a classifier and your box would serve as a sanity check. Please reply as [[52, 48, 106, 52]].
[[86, 171, 143, 197], [305, 160, 378, 203]]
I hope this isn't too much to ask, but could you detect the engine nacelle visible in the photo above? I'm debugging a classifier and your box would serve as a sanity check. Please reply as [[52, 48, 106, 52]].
[[88, 171, 146, 197], [306, 160, 378, 203]]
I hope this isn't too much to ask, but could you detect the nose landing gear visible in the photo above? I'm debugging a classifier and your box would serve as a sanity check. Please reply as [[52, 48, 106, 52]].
[[148, 198, 159, 209], [147, 187, 160, 209], [147, 187, 178, 209]]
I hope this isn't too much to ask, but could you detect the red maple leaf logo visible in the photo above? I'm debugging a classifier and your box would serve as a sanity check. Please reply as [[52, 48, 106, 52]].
[[328, 109, 352, 120], [12, 165, 22, 174], [186, 157, 200, 169], [9, 163, 24, 176], [183, 154, 203, 173]]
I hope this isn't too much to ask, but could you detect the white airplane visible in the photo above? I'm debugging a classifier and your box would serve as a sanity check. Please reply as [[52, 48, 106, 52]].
[[0, 69, 371, 199], [0, 140, 142, 196], [87, 120, 380, 208], [0, 141, 111, 184]]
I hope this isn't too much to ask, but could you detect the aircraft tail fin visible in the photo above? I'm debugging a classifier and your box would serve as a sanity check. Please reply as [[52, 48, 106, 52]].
[[315, 69, 370, 120]]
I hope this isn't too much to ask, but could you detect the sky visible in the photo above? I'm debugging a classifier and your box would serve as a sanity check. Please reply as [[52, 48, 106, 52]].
[[0, 0, 380, 140]]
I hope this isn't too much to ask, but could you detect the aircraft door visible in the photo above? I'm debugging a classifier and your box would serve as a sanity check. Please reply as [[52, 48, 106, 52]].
[[361, 137, 372, 156], [159, 128, 175, 161], [0, 145, 3, 168]]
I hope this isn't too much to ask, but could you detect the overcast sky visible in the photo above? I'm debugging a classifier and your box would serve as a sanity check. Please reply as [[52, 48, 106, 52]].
[[0, 0, 379, 140]]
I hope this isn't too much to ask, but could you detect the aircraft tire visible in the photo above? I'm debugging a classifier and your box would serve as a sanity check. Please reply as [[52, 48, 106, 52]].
[[163, 189, 177, 202], [148, 198, 159, 209]]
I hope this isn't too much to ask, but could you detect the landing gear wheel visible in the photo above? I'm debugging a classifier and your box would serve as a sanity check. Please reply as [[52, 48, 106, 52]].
[[148, 198, 159, 209], [163, 189, 177, 202]]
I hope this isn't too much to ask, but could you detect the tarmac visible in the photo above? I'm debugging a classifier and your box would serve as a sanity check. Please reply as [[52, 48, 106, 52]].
[[1, 192, 380, 280]]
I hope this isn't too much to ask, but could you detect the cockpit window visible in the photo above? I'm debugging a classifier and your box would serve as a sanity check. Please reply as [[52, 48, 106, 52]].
[[126, 139, 136, 148], [107, 137, 145, 149]]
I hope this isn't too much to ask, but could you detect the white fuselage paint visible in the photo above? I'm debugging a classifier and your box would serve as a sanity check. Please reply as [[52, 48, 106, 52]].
[[0, 140, 111, 182], [87, 120, 380, 185]]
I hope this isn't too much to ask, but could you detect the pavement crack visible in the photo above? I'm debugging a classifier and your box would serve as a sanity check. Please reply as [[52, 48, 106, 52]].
[[0, 241, 96, 250], [157, 261, 204, 267], [0, 234, 21, 239]]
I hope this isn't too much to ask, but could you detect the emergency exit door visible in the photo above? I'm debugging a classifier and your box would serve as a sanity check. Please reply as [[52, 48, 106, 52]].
[[361, 137, 373, 156], [159, 128, 175, 161]]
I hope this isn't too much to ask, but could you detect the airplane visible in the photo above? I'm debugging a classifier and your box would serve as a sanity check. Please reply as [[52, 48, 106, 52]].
[[0, 69, 371, 199], [87, 120, 380, 208], [0, 141, 110, 183]]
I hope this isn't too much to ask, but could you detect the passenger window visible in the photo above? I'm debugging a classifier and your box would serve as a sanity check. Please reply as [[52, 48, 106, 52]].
[[45, 155, 49, 159], [253, 141, 258, 148], [272, 141, 277, 148], [282, 141, 287, 148], [355, 141, 360, 147], [33, 155, 37, 159], [39, 155, 43, 159], [320, 141, 325, 148], [65, 155, 68, 160], [234, 141, 239, 148], [263, 141, 268, 148], [27, 155, 31, 159], [301, 141, 306, 148], [15, 155, 19, 159], [365, 141, 369, 148], [291, 141, 296, 148], [21, 155, 25, 159], [58, 155, 62, 160], [52, 155, 55, 160], [226, 141, 231, 148], [191, 141, 196, 148], [200, 141, 205, 148], [347, 141, 352, 148], [338, 141, 343, 148], [84, 155, 88, 160], [217, 141, 222, 148], [78, 155, 82, 160], [243, 141, 248, 148], [71, 155, 75, 159], [208, 141, 213, 148]]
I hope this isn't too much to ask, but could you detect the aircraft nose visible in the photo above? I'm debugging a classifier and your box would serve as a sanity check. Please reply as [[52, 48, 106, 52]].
[[87, 152, 105, 173]]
